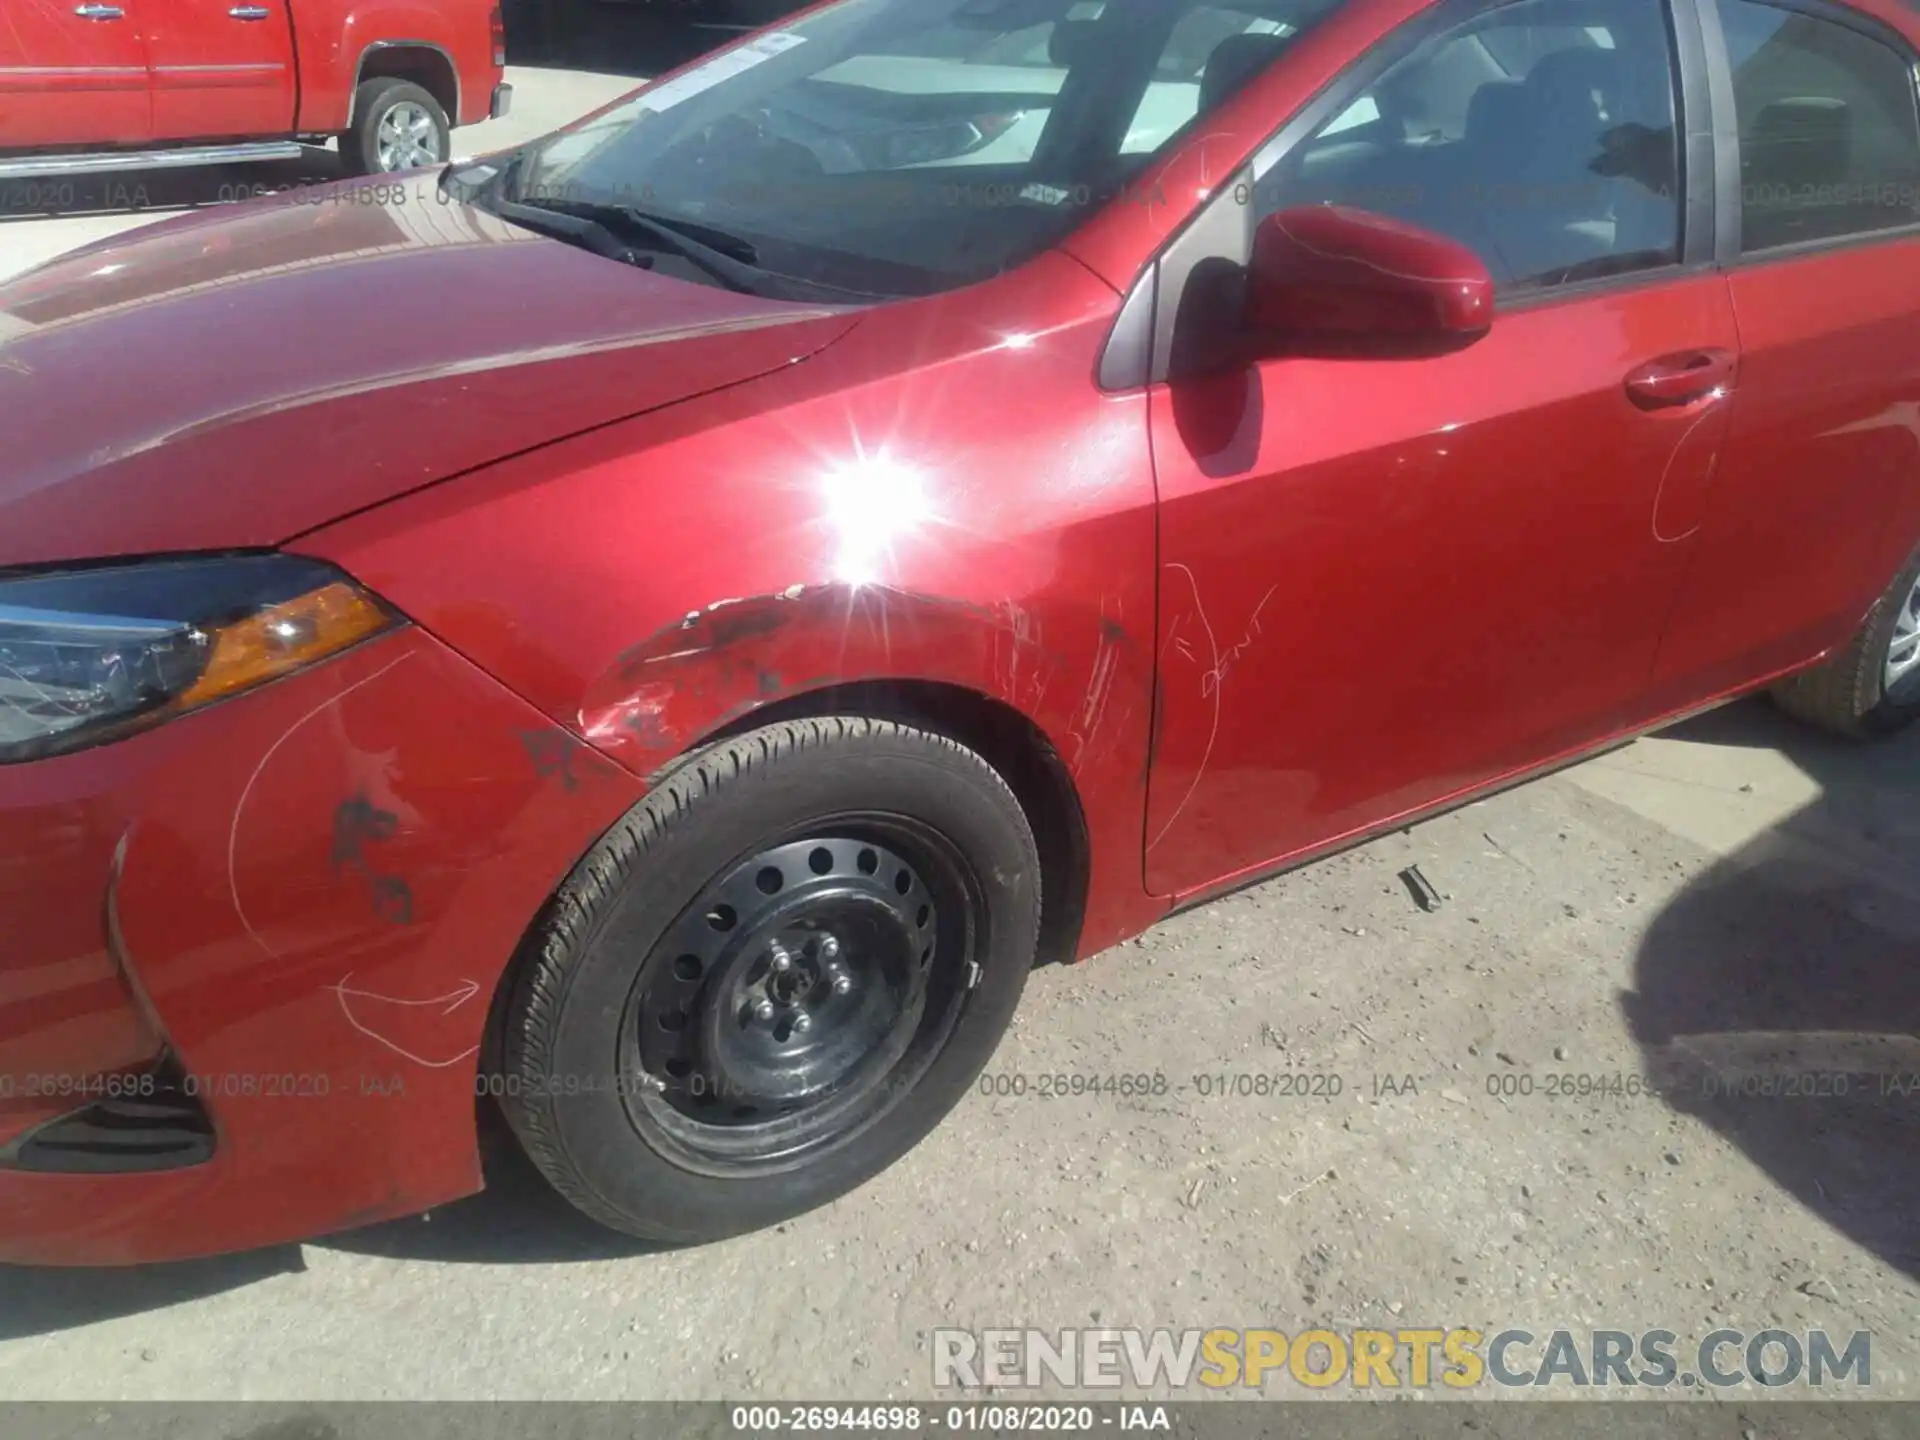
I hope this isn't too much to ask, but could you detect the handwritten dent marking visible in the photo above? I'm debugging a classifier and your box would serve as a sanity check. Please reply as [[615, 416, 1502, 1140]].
[[330, 972, 481, 1069], [1201, 585, 1276, 697], [228, 653, 416, 962], [1650, 408, 1719, 544], [1148, 569, 1276, 852], [1148, 563, 1221, 853]]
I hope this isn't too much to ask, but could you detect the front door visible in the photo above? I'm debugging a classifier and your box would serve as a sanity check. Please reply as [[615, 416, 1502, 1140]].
[[1142, 0, 1741, 896], [0, 0, 151, 148]]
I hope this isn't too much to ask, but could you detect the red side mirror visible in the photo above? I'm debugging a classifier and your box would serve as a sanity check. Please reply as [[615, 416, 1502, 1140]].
[[1246, 204, 1494, 350]]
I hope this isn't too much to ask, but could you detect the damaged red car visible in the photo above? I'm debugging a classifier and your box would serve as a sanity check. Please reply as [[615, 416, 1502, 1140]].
[[5, 0, 1920, 1264]]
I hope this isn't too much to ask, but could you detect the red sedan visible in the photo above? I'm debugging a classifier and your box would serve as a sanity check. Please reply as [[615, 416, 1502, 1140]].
[[4, 0, 1918, 1265]]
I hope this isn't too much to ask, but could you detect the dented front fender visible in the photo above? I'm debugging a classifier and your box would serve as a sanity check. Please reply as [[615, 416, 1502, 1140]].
[[296, 254, 1166, 962]]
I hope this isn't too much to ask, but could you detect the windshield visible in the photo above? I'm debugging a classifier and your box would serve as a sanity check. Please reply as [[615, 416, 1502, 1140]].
[[488, 0, 1350, 296]]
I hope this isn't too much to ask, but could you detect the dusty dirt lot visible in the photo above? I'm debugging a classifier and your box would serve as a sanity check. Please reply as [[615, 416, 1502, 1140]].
[[2, 8, 1914, 1407], [1, 698, 1915, 1401]]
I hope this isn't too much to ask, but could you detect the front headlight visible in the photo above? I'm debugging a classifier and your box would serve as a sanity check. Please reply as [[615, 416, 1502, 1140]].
[[0, 554, 401, 763]]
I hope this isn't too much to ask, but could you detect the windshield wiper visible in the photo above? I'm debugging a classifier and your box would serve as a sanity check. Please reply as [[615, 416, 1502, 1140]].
[[484, 195, 658, 271], [523, 197, 768, 295], [621, 208, 761, 264]]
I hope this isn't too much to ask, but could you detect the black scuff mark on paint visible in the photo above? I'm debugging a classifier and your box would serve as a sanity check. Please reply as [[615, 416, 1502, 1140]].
[[518, 727, 583, 792], [330, 792, 415, 926]]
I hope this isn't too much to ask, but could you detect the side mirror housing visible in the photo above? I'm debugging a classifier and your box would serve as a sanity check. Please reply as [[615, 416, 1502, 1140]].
[[1245, 204, 1495, 354]]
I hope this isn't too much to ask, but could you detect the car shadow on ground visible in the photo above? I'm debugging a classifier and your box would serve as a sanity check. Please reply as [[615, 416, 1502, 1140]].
[[315, 1113, 676, 1265], [503, 0, 754, 77], [0, 1118, 667, 1339], [0, 1245, 308, 1342], [1624, 697, 1920, 1283]]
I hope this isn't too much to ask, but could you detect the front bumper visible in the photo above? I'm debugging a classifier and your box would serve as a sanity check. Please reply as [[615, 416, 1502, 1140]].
[[0, 625, 640, 1265], [490, 83, 513, 120]]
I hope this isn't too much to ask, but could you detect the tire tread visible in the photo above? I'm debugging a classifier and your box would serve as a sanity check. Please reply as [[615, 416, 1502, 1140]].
[[499, 716, 1034, 1240], [1771, 541, 1920, 741]]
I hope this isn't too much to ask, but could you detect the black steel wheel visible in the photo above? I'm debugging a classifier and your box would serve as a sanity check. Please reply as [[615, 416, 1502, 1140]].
[[497, 717, 1041, 1243], [624, 825, 970, 1175]]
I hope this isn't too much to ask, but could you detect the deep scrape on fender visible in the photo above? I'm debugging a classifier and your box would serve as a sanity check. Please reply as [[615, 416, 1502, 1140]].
[[581, 583, 1080, 767]]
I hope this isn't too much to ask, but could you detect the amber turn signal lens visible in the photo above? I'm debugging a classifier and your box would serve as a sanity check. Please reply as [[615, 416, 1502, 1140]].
[[177, 581, 395, 707]]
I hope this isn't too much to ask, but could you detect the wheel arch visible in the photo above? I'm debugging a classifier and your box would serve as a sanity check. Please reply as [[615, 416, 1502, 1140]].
[[696, 677, 1093, 974], [350, 41, 460, 125], [475, 673, 1098, 1098]]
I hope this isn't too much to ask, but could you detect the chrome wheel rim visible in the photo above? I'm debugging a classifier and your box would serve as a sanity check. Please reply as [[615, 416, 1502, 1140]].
[[375, 101, 441, 171], [1887, 572, 1920, 701]]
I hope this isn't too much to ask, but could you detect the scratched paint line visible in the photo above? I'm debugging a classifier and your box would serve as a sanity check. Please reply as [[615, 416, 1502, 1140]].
[[1650, 408, 1719, 544], [1081, 644, 1116, 732], [1148, 563, 1222, 853], [641, 645, 715, 665], [104, 828, 171, 1043], [1070, 621, 1121, 774], [1079, 597, 1119, 734], [330, 972, 481, 1069], [227, 653, 416, 962]]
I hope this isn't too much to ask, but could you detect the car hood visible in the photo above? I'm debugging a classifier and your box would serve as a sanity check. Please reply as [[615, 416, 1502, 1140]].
[[0, 188, 860, 568]]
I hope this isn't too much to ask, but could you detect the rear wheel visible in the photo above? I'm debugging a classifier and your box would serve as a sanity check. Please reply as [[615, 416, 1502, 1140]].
[[1772, 543, 1920, 739], [340, 78, 450, 176], [498, 716, 1040, 1242]]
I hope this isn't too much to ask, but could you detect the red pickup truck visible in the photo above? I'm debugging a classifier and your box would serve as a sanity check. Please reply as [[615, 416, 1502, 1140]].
[[0, 0, 510, 181]]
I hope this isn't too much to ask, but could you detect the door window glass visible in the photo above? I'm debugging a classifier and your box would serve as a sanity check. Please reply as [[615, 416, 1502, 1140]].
[[1258, 0, 1683, 292], [1720, 0, 1920, 253]]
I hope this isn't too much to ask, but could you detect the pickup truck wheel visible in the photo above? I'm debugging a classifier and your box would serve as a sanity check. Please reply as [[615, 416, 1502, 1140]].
[[496, 716, 1041, 1243], [341, 78, 451, 175], [1772, 542, 1920, 739]]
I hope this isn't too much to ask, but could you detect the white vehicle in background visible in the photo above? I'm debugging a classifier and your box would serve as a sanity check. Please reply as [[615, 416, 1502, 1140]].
[[769, 2, 1303, 172]]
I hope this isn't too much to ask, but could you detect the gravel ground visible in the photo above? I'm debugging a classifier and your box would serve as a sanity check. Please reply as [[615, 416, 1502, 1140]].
[[2, 698, 1915, 1403], [3, 12, 1915, 1409]]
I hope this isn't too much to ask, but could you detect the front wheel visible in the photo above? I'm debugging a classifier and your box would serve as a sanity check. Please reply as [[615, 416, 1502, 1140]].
[[498, 716, 1041, 1243], [1772, 542, 1920, 739], [340, 78, 451, 176]]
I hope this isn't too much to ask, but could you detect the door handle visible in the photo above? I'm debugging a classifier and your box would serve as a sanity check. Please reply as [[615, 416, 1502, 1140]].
[[73, 3, 125, 17], [1624, 349, 1737, 409], [229, 5, 272, 16]]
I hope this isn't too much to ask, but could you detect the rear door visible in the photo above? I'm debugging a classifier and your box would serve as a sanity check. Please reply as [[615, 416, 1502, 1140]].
[[145, 0, 295, 141], [0, 0, 151, 148], [1649, 0, 1920, 705]]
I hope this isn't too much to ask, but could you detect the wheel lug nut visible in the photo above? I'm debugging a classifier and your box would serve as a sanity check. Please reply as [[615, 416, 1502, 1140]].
[[754, 999, 775, 1021], [831, 975, 852, 995], [818, 934, 840, 961], [792, 1013, 812, 1034], [769, 941, 792, 974]]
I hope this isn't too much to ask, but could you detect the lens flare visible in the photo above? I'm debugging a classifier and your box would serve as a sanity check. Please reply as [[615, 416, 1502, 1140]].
[[821, 449, 934, 588]]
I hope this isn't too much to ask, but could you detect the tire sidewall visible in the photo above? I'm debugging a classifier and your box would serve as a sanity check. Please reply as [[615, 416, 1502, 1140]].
[[519, 728, 1038, 1241], [1861, 544, 1920, 733]]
